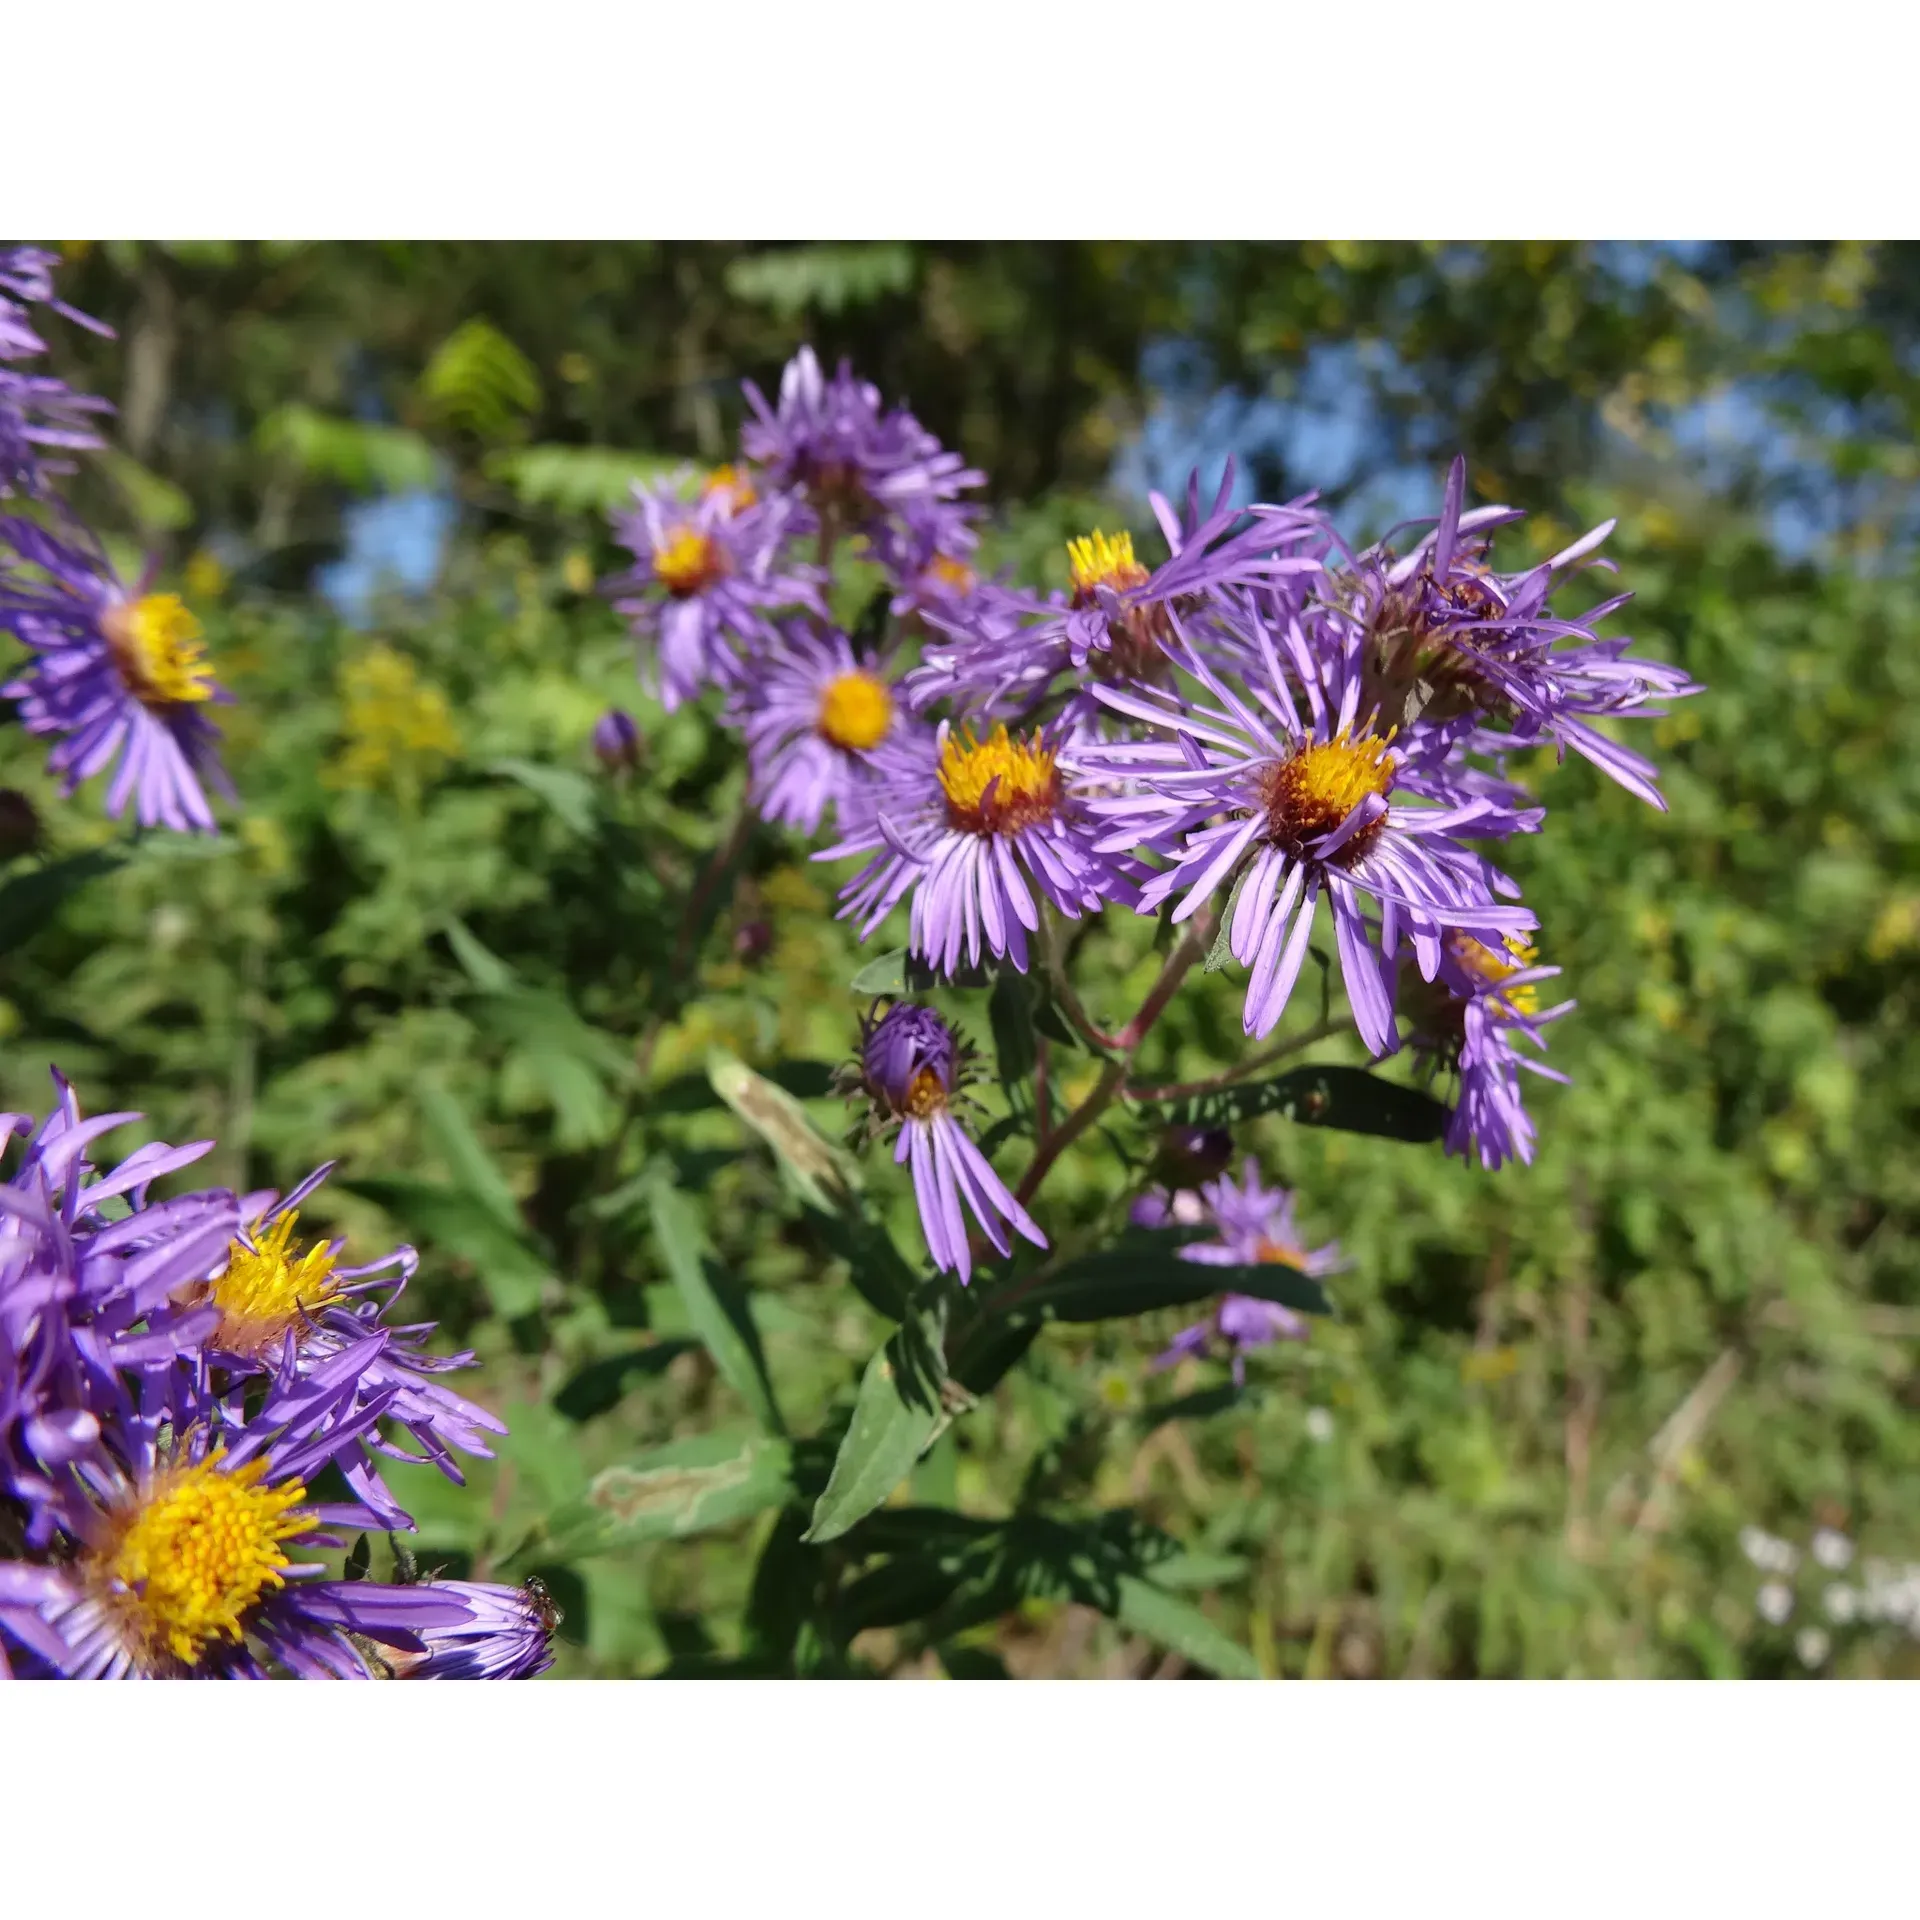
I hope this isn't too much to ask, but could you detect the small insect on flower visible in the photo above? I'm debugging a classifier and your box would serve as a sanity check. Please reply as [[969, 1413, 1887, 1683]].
[[840, 1002, 1045, 1282], [373, 1576, 562, 1680], [0, 520, 234, 832]]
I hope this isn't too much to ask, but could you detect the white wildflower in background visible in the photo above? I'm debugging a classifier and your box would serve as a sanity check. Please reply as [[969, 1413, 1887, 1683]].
[[1823, 1584, 1859, 1625], [1811, 1527, 1855, 1572], [1739, 1526, 1799, 1577], [1304, 1407, 1335, 1445], [1756, 1580, 1795, 1626], [1794, 1627, 1831, 1669]]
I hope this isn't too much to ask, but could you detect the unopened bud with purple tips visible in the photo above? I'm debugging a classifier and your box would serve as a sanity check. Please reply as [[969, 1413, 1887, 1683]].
[[591, 708, 641, 772]]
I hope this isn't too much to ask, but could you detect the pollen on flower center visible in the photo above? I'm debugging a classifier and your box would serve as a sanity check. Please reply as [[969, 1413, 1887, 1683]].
[[1066, 529, 1150, 605], [816, 670, 893, 752], [903, 1065, 948, 1118], [100, 593, 216, 708], [701, 464, 757, 514], [1257, 730, 1396, 863], [652, 526, 726, 597], [196, 1211, 344, 1357], [936, 724, 1062, 835], [91, 1452, 309, 1671], [926, 553, 977, 596], [1449, 932, 1541, 1016]]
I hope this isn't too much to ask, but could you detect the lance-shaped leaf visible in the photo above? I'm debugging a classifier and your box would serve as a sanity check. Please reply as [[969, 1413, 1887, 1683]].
[[336, 1175, 549, 1319], [1140, 1063, 1448, 1144], [706, 1048, 861, 1216], [805, 1318, 959, 1545], [647, 1179, 784, 1435], [0, 846, 129, 954], [534, 1432, 794, 1560], [849, 947, 999, 994], [489, 756, 598, 837], [979, 1232, 1332, 1328]]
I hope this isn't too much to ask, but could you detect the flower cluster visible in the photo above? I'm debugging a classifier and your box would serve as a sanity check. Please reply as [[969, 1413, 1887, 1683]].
[[604, 347, 1697, 1280], [0, 1072, 555, 1680], [0, 246, 112, 501], [0, 249, 235, 833], [1134, 1159, 1346, 1384]]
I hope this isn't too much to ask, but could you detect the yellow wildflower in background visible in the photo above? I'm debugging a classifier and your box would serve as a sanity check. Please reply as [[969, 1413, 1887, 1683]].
[[327, 645, 461, 794]]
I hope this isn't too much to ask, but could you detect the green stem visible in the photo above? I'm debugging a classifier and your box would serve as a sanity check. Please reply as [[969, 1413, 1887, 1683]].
[[1121, 1016, 1344, 1106]]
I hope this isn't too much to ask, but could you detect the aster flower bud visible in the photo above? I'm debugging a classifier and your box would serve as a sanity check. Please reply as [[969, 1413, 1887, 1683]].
[[592, 706, 642, 772]]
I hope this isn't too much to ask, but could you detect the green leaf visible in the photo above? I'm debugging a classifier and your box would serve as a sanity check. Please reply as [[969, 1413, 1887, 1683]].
[[986, 1234, 1333, 1326], [705, 1048, 861, 1216], [805, 1325, 954, 1544], [0, 847, 129, 955], [419, 318, 542, 440], [337, 1175, 549, 1318], [1204, 865, 1251, 973], [1142, 1063, 1449, 1143], [442, 915, 519, 992], [254, 404, 443, 492], [650, 1059, 837, 1113], [98, 449, 193, 533], [988, 969, 1037, 1088], [485, 444, 678, 514], [849, 949, 909, 996], [1110, 1574, 1261, 1678], [725, 244, 915, 318], [537, 1432, 794, 1559], [416, 1078, 524, 1231], [848, 948, 997, 994], [647, 1180, 784, 1435], [488, 757, 598, 837]]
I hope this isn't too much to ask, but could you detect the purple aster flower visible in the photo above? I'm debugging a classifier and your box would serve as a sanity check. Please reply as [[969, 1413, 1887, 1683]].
[[1406, 932, 1574, 1170], [1151, 1160, 1345, 1384], [728, 623, 919, 836], [906, 465, 1327, 731], [150, 1164, 508, 1527], [1329, 455, 1701, 808], [842, 1002, 1044, 1283], [0, 1077, 243, 1551], [0, 516, 233, 832], [820, 719, 1134, 978], [1077, 604, 1537, 1055], [605, 466, 822, 711], [374, 1576, 560, 1679], [591, 706, 641, 771], [0, 246, 113, 500], [0, 1333, 473, 1679], [742, 346, 982, 556]]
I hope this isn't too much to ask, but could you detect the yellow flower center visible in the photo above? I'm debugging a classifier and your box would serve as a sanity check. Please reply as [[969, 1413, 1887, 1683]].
[[1066, 529, 1151, 605], [936, 724, 1062, 835], [199, 1210, 344, 1358], [100, 593, 216, 708], [926, 553, 977, 595], [653, 525, 725, 597], [702, 465, 758, 515], [91, 1451, 309, 1671], [1448, 932, 1541, 1017], [816, 670, 894, 752], [1258, 729, 1397, 863], [1254, 1237, 1307, 1269], [904, 1065, 948, 1118]]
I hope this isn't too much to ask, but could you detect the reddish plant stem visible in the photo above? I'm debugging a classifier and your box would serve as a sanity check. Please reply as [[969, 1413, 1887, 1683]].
[[1013, 912, 1215, 1210]]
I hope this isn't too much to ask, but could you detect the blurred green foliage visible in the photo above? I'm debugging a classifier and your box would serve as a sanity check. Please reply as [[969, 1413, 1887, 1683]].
[[5, 240, 1916, 1676]]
